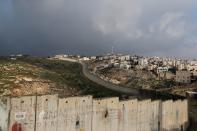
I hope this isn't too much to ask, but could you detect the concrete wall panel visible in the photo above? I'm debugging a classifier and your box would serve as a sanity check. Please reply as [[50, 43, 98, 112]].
[[105, 97, 119, 131], [57, 97, 77, 131], [92, 97, 119, 131], [145, 100, 151, 131], [137, 100, 151, 131], [118, 99, 138, 131], [182, 99, 189, 130], [150, 100, 161, 131], [92, 99, 107, 131], [75, 96, 93, 131], [128, 99, 138, 131], [0, 97, 10, 131], [9, 96, 36, 131], [36, 95, 58, 131], [172, 100, 181, 130], [57, 96, 92, 131], [118, 100, 130, 131], [137, 100, 143, 131], [161, 100, 173, 130]]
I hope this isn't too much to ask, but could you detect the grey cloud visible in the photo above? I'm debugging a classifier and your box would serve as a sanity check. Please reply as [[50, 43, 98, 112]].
[[0, 0, 197, 58]]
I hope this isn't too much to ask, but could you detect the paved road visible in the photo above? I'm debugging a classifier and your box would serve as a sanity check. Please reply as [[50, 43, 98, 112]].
[[80, 61, 139, 95], [57, 57, 140, 95]]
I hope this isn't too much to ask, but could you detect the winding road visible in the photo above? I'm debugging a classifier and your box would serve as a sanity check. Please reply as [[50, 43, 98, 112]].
[[57, 58, 139, 95], [80, 61, 139, 95]]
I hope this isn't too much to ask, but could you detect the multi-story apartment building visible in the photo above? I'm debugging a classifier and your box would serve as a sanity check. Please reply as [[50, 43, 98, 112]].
[[175, 70, 191, 84]]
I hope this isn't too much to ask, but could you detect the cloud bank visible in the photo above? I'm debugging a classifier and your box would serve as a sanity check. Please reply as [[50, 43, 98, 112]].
[[0, 0, 197, 58]]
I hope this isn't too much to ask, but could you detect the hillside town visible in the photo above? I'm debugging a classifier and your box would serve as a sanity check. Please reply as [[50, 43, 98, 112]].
[[87, 54, 196, 83], [54, 53, 197, 97], [54, 53, 197, 82]]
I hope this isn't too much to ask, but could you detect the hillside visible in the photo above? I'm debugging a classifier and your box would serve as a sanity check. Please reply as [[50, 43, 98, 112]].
[[0, 57, 121, 98]]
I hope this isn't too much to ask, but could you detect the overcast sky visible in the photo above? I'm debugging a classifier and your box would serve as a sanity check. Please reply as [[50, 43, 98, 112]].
[[0, 0, 197, 58]]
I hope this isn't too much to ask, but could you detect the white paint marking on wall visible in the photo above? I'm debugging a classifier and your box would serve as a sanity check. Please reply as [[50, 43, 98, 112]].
[[15, 112, 26, 121], [39, 111, 45, 121]]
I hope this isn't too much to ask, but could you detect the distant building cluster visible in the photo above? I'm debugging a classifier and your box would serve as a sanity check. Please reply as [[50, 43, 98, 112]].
[[53, 53, 197, 84]]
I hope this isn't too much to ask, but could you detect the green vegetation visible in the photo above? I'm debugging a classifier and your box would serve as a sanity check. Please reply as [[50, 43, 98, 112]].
[[18, 57, 122, 98]]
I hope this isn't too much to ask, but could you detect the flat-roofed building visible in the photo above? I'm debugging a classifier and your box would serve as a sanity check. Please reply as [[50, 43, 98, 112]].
[[175, 70, 191, 84], [157, 66, 168, 74]]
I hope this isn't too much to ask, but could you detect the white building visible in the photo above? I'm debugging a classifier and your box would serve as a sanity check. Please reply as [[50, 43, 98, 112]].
[[157, 67, 168, 74], [138, 58, 148, 67], [119, 62, 131, 69], [54, 54, 64, 59], [120, 55, 130, 61], [178, 63, 187, 70], [90, 56, 96, 60], [190, 60, 197, 65], [83, 57, 90, 61], [187, 65, 197, 71]]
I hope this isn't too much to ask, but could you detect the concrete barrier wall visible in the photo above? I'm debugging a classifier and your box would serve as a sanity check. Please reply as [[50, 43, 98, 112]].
[[9, 96, 36, 131], [183, 99, 189, 130], [75, 96, 92, 131], [36, 95, 58, 131], [137, 100, 152, 131], [161, 100, 173, 130], [0, 95, 189, 131], [92, 97, 119, 131], [150, 100, 161, 131], [0, 97, 10, 131], [161, 99, 189, 131], [42, 95, 93, 131], [118, 100, 131, 131], [57, 97, 77, 131]]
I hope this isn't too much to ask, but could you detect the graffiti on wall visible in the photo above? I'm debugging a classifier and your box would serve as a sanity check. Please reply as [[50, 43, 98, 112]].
[[15, 112, 26, 121], [0, 95, 189, 131], [12, 122, 22, 131]]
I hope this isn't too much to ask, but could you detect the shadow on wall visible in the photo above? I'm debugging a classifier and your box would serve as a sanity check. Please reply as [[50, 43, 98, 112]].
[[187, 117, 197, 131], [160, 121, 189, 131], [151, 121, 189, 131]]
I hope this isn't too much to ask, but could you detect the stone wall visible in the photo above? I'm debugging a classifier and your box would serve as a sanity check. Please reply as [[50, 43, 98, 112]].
[[0, 95, 189, 131]]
